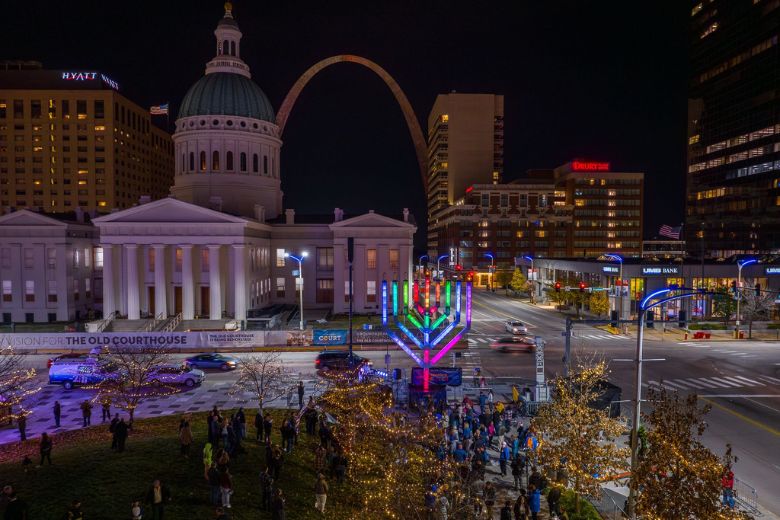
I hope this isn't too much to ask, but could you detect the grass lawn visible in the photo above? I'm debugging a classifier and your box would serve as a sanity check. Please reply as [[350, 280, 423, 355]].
[[0, 409, 361, 520]]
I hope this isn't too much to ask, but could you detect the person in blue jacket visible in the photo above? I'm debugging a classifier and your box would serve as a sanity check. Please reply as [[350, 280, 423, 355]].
[[528, 484, 541, 520]]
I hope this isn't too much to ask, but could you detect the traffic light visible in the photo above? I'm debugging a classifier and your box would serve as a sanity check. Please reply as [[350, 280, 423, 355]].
[[610, 310, 619, 328], [755, 283, 761, 296], [455, 264, 463, 271], [579, 281, 586, 293], [646, 309, 655, 328], [467, 271, 475, 282], [678, 309, 687, 328], [554, 282, 561, 292]]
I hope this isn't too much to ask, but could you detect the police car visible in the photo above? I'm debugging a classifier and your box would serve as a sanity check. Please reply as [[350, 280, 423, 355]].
[[48, 357, 118, 390]]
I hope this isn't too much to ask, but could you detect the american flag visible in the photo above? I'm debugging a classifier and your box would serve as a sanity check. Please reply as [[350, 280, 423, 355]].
[[659, 224, 682, 239], [150, 103, 169, 115]]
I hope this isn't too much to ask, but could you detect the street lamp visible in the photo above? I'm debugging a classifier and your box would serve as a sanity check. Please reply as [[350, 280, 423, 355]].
[[418, 254, 429, 280], [735, 258, 757, 338], [284, 251, 308, 330], [484, 252, 495, 291], [436, 254, 449, 280], [523, 255, 535, 303], [627, 287, 707, 518], [604, 253, 624, 328]]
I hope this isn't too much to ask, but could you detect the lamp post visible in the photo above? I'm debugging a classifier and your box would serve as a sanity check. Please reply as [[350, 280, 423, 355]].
[[484, 252, 495, 291], [735, 258, 757, 338], [285, 251, 308, 330], [523, 255, 535, 302], [436, 254, 449, 280], [605, 253, 624, 329], [627, 287, 705, 518]]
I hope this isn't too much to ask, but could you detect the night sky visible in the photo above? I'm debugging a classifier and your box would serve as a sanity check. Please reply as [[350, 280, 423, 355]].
[[2, 1, 689, 247]]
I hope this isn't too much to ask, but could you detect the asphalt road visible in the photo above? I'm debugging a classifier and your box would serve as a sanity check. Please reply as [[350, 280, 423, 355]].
[[470, 290, 780, 517]]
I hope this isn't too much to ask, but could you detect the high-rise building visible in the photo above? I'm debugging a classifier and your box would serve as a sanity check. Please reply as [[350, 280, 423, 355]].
[[427, 93, 504, 256], [686, 1, 780, 257], [0, 62, 173, 213]]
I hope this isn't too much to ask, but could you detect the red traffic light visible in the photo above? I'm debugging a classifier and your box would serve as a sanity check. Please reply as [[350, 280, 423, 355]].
[[554, 282, 561, 292], [455, 264, 463, 271], [579, 281, 586, 292], [467, 271, 475, 281]]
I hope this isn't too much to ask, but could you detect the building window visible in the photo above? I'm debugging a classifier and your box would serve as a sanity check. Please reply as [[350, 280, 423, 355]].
[[2, 280, 12, 302], [94, 100, 104, 118], [366, 249, 377, 269], [47, 248, 57, 269], [276, 248, 286, 267], [366, 280, 376, 303], [94, 247, 103, 269], [317, 248, 334, 269], [72, 279, 79, 300], [389, 249, 399, 270], [25, 280, 35, 302], [0, 249, 9, 268], [481, 194, 489, 208], [85, 278, 91, 298], [316, 279, 334, 304], [31, 100, 42, 118], [201, 249, 210, 272], [175, 248, 183, 272], [240, 152, 247, 172], [263, 155, 268, 174], [148, 248, 155, 272], [76, 100, 87, 117], [344, 281, 352, 303], [24, 248, 34, 268], [189, 152, 195, 171], [13, 100, 23, 118], [212, 151, 220, 170], [226, 151, 234, 170], [48, 280, 58, 303], [199, 151, 206, 171], [252, 154, 259, 173], [276, 277, 286, 298]]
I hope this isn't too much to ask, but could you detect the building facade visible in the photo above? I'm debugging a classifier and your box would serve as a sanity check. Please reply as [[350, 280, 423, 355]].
[[0, 64, 173, 213], [427, 93, 504, 256], [687, 0, 780, 257]]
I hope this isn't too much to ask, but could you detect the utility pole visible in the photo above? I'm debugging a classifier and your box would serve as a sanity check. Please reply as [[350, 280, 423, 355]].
[[348, 237, 354, 367], [563, 316, 572, 377]]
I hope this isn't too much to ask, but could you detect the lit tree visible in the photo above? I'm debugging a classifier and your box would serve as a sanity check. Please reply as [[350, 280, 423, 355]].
[[589, 289, 610, 317], [739, 279, 774, 339], [532, 360, 628, 513], [633, 387, 753, 520], [548, 282, 568, 308], [712, 287, 737, 326], [494, 270, 513, 295], [565, 289, 591, 318], [509, 268, 527, 293], [0, 344, 41, 420], [228, 351, 293, 412], [92, 345, 176, 425], [318, 378, 448, 519]]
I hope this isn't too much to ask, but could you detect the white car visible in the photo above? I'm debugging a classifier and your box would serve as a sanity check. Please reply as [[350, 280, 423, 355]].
[[147, 364, 205, 388], [505, 320, 529, 335]]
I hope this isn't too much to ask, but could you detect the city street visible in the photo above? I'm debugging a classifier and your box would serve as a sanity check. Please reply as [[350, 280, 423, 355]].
[[4, 289, 779, 515]]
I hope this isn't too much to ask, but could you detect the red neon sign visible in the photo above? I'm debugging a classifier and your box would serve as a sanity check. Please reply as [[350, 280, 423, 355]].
[[465, 186, 474, 193], [572, 161, 610, 172]]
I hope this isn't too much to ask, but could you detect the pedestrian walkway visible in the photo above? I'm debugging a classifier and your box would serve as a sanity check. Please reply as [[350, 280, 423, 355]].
[[644, 374, 780, 392]]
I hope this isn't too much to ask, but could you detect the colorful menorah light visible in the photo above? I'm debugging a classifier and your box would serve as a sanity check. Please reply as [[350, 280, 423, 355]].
[[381, 277, 472, 392]]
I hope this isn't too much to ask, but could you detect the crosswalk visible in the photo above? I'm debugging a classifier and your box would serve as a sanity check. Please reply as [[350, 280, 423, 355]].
[[645, 374, 780, 391], [467, 332, 622, 345], [572, 333, 625, 341], [676, 342, 760, 358]]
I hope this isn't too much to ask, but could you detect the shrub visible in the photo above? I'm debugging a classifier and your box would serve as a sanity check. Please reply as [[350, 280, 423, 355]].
[[688, 323, 728, 330], [560, 489, 602, 519]]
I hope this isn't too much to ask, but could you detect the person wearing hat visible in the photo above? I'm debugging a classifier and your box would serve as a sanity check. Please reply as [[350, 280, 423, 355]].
[[314, 473, 328, 513]]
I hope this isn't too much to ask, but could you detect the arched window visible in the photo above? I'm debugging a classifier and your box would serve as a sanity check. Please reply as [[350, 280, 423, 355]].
[[223, 40, 230, 55], [263, 155, 268, 175], [212, 150, 220, 170], [199, 151, 206, 171], [181, 154, 185, 173], [240, 152, 247, 172], [226, 151, 234, 170], [189, 152, 194, 172], [252, 154, 259, 173], [230, 41, 236, 56]]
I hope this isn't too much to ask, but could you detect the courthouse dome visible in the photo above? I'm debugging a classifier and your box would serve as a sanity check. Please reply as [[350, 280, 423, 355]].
[[179, 73, 275, 121]]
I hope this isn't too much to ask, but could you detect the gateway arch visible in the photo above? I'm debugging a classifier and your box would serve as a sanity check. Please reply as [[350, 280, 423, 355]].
[[276, 54, 428, 193]]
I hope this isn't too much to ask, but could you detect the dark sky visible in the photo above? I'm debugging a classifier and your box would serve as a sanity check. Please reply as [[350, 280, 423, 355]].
[[2, 1, 689, 247]]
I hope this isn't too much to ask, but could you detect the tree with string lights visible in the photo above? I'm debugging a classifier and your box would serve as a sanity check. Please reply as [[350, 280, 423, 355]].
[[228, 351, 293, 412], [318, 377, 451, 519], [90, 344, 177, 425], [0, 343, 41, 421], [632, 387, 753, 519], [532, 360, 628, 514], [739, 278, 773, 339]]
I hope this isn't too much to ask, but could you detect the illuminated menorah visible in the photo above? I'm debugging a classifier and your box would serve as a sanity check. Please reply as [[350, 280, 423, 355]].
[[381, 277, 472, 392]]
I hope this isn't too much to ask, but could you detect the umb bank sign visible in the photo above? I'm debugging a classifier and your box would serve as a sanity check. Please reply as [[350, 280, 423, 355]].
[[0, 331, 308, 351]]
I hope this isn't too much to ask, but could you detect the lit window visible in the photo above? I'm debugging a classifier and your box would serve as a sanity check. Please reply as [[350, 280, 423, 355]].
[[2, 280, 12, 302], [98, 201, 107, 207], [607, 200, 617, 207], [48, 280, 58, 302], [535, 231, 546, 238], [441, 114, 449, 123], [94, 247, 103, 268], [276, 248, 286, 267], [344, 281, 352, 303], [700, 22, 719, 39], [688, 134, 700, 145], [607, 190, 616, 197], [25, 280, 35, 302], [94, 125, 106, 131], [574, 199, 585, 207], [276, 277, 286, 298], [389, 249, 399, 270], [367, 280, 377, 302], [367, 249, 377, 269]]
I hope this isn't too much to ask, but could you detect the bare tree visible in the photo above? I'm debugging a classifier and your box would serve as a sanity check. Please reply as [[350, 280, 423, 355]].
[[229, 351, 292, 412], [91, 345, 176, 425], [740, 279, 774, 338], [0, 344, 40, 420]]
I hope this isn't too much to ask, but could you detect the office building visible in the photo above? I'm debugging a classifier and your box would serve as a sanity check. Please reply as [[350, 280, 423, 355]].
[[0, 62, 173, 213], [427, 93, 504, 256], [687, 1, 780, 257]]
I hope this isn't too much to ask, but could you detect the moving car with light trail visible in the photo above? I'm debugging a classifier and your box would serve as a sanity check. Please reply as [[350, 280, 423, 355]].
[[505, 320, 529, 335], [147, 364, 205, 387], [490, 336, 536, 352]]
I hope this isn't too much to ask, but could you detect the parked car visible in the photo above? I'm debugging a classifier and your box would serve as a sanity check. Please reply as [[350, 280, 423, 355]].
[[315, 351, 372, 371], [47, 353, 91, 369], [48, 360, 120, 390], [147, 364, 205, 388], [184, 353, 239, 371], [490, 336, 536, 353], [505, 320, 529, 335]]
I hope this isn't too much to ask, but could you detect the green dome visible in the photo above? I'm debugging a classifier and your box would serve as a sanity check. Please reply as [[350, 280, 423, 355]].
[[179, 72, 275, 122]]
